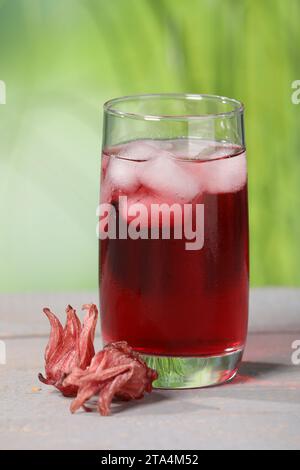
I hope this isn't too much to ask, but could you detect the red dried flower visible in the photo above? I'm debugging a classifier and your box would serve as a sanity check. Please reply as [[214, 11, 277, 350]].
[[38, 304, 98, 396], [63, 341, 158, 416]]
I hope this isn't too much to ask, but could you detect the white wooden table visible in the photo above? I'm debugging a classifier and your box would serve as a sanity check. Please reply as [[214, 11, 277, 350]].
[[0, 288, 299, 450]]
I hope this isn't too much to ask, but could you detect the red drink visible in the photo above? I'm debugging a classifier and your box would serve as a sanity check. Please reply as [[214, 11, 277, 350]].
[[99, 139, 249, 358]]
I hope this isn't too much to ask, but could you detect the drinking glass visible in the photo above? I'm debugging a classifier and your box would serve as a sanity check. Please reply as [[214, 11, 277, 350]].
[[99, 93, 249, 388]]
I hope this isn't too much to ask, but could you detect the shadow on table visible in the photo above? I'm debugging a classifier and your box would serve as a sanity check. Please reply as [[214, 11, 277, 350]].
[[113, 389, 222, 415], [112, 362, 300, 413], [77, 388, 221, 417], [237, 361, 291, 381], [211, 360, 300, 404]]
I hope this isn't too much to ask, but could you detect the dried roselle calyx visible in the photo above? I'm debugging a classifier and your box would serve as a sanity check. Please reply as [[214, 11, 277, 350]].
[[38, 304, 98, 396], [63, 341, 158, 416]]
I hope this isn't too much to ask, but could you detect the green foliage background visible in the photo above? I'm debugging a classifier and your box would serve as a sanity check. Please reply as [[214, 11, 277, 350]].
[[0, 0, 299, 292]]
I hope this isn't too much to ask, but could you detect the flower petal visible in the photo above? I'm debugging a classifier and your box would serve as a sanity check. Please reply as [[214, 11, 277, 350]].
[[39, 304, 99, 396], [65, 342, 157, 416], [42, 308, 64, 363]]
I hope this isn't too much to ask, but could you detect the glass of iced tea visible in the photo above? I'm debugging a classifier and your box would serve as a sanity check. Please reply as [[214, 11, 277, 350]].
[[99, 94, 249, 388]]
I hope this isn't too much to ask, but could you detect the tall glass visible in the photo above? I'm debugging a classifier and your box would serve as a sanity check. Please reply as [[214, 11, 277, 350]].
[[99, 94, 249, 388]]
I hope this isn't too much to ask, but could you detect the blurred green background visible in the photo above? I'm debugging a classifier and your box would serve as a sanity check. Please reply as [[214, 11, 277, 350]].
[[0, 0, 299, 292]]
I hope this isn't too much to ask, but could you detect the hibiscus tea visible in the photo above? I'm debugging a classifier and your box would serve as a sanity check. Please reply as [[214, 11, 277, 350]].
[[99, 94, 249, 388]]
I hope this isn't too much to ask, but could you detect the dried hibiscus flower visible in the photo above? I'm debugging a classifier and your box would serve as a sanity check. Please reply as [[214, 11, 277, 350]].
[[63, 341, 158, 416], [38, 303, 98, 396]]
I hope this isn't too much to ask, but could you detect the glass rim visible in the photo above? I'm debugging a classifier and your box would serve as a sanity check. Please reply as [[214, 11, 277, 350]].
[[103, 93, 244, 121]]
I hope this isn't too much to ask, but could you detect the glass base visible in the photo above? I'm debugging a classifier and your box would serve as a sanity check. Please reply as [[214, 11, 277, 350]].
[[143, 348, 244, 389]]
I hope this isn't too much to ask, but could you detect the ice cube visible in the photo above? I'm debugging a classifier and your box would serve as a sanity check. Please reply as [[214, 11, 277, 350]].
[[140, 151, 200, 202], [106, 157, 140, 193], [202, 152, 247, 194], [170, 139, 234, 160], [100, 178, 112, 204], [100, 154, 112, 203], [115, 140, 159, 161]]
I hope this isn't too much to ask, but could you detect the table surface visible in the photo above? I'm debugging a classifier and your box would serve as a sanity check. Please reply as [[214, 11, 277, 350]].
[[0, 288, 299, 450]]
